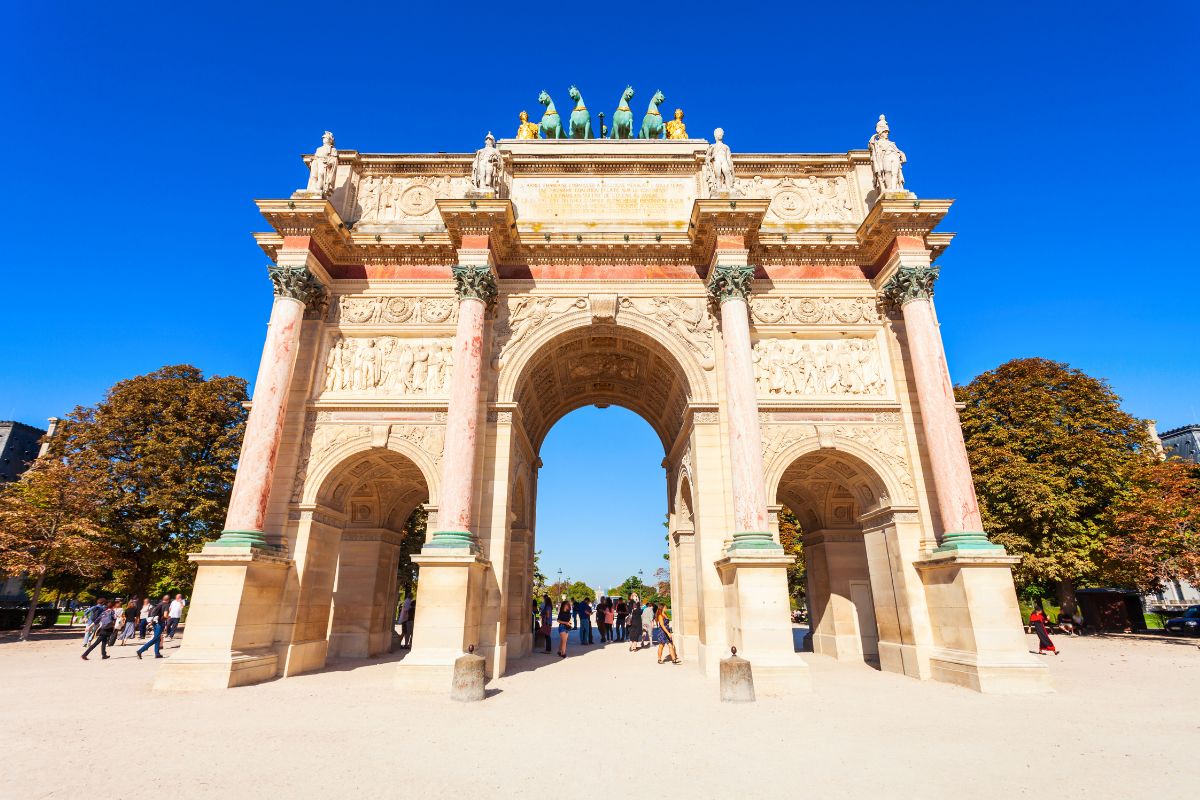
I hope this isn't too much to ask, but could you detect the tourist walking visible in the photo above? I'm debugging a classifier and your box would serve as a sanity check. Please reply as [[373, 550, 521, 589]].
[[398, 596, 415, 648], [166, 594, 185, 639], [556, 599, 573, 658], [1030, 602, 1058, 655], [577, 596, 594, 644], [117, 598, 138, 644], [652, 603, 680, 664], [107, 599, 125, 647], [82, 598, 107, 648], [602, 598, 615, 642], [81, 601, 116, 660], [627, 596, 643, 652], [640, 601, 654, 648], [572, 598, 581, 631], [615, 598, 628, 642], [137, 595, 171, 660], [137, 598, 151, 639], [539, 594, 553, 653]]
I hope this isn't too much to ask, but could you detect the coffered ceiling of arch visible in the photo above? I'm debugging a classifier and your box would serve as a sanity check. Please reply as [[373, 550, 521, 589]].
[[777, 450, 886, 531], [319, 448, 429, 526], [514, 327, 690, 451]]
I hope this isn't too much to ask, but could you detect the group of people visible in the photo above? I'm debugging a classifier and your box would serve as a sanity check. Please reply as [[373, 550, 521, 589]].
[[536, 593, 679, 664], [79, 594, 186, 661], [1028, 601, 1087, 656]]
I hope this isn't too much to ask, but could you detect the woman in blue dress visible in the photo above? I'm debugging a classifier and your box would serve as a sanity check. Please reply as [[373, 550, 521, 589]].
[[652, 603, 680, 664]]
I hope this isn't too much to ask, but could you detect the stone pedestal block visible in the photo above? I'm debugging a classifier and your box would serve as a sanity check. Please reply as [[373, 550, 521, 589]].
[[719, 650, 756, 702], [916, 552, 1052, 694], [715, 553, 810, 695], [395, 550, 488, 691], [154, 546, 291, 691], [451, 648, 487, 702]]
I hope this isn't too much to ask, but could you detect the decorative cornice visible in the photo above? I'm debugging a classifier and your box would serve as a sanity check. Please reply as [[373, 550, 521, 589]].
[[452, 264, 498, 307], [707, 264, 755, 304], [880, 264, 939, 307], [268, 264, 329, 318]]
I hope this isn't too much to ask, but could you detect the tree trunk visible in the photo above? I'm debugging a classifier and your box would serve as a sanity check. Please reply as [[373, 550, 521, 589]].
[[1057, 579, 1078, 616], [18, 572, 47, 642]]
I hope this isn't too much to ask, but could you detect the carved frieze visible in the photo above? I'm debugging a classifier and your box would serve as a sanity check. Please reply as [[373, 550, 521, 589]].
[[619, 296, 715, 369], [390, 424, 446, 468], [760, 422, 916, 504], [494, 295, 588, 361], [332, 295, 458, 325], [290, 422, 372, 502], [355, 175, 470, 224], [753, 338, 887, 397], [749, 296, 879, 325], [736, 175, 860, 224], [322, 336, 454, 396]]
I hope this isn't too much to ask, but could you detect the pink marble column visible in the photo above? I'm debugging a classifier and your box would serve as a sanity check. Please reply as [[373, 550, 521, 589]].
[[884, 263, 996, 552], [709, 263, 776, 550], [426, 263, 496, 550], [216, 265, 326, 548]]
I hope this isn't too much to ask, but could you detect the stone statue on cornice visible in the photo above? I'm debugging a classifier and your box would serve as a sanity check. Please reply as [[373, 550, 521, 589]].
[[704, 128, 735, 196], [869, 115, 909, 196], [470, 132, 502, 196], [305, 131, 339, 198]]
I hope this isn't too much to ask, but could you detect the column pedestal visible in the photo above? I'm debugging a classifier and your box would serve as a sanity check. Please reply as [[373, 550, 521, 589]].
[[394, 550, 489, 691], [715, 554, 811, 695], [153, 547, 291, 691], [916, 552, 1053, 693]]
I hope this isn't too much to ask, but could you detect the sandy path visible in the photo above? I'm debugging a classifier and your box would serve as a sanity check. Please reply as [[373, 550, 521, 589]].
[[0, 628, 1194, 799]]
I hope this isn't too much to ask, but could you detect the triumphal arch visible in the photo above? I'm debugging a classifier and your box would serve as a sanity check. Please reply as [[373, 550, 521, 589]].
[[156, 101, 1049, 695]]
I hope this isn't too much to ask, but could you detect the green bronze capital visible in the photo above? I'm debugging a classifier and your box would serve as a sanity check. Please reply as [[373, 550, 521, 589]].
[[268, 264, 328, 319], [452, 264, 498, 308], [707, 264, 755, 304], [881, 264, 939, 306]]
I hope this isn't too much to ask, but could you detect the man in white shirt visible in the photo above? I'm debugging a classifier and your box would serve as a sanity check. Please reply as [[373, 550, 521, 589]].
[[166, 594, 185, 640]]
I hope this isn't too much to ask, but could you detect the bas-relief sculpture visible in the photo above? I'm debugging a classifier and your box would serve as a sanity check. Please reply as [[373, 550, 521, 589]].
[[740, 176, 858, 223], [355, 176, 469, 224], [620, 296, 716, 369], [305, 131, 338, 198], [323, 337, 454, 396], [334, 295, 458, 325], [749, 296, 879, 325], [760, 422, 916, 504], [752, 338, 887, 397], [869, 114, 908, 196]]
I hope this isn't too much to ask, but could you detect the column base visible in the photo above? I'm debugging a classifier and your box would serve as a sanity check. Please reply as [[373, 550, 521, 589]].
[[154, 544, 291, 691], [727, 531, 783, 552], [209, 529, 280, 549], [933, 531, 1004, 554], [424, 530, 478, 552]]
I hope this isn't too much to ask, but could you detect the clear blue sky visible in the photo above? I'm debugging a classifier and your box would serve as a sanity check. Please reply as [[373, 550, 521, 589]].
[[4, 3, 1196, 579]]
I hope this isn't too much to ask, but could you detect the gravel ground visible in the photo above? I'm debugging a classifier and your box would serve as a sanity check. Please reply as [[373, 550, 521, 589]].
[[1, 626, 1194, 799]]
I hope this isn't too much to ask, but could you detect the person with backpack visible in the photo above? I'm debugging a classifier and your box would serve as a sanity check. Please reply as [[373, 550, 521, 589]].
[[81, 601, 117, 660], [136, 595, 171, 660], [82, 598, 107, 648]]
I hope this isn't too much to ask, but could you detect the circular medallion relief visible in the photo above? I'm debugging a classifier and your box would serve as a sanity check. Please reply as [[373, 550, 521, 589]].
[[422, 299, 454, 323], [771, 189, 812, 220], [399, 185, 436, 216]]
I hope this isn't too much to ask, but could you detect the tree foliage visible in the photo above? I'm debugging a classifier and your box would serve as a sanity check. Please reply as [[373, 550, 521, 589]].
[[955, 358, 1153, 594], [567, 580, 595, 602], [778, 506, 806, 604], [1102, 458, 1200, 592], [0, 458, 117, 640], [397, 506, 427, 598], [45, 365, 248, 596]]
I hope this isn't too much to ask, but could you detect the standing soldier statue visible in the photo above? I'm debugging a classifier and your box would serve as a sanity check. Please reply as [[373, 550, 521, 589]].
[[868, 115, 909, 196]]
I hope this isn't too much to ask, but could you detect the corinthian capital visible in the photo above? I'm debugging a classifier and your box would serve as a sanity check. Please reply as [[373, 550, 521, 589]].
[[268, 264, 328, 319], [881, 264, 939, 306], [707, 264, 755, 304], [452, 264, 498, 308]]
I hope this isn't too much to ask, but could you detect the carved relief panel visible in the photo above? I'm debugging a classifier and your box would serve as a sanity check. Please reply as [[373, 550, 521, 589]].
[[354, 175, 470, 225], [752, 337, 888, 398], [331, 295, 458, 326], [735, 175, 863, 225], [321, 336, 454, 397]]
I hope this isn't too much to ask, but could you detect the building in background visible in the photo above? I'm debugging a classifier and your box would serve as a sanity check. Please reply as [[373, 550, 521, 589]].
[[0, 421, 45, 483], [1160, 424, 1200, 463]]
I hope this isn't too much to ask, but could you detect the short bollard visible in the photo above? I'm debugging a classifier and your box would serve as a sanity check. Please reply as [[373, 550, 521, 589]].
[[720, 646, 755, 703], [450, 645, 486, 702]]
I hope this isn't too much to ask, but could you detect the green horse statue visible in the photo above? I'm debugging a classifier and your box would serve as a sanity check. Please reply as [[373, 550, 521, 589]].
[[567, 85, 592, 139], [538, 90, 565, 139], [610, 86, 635, 139], [638, 89, 665, 139]]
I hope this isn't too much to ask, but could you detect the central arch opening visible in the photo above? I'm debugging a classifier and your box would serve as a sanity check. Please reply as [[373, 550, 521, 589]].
[[503, 321, 698, 668]]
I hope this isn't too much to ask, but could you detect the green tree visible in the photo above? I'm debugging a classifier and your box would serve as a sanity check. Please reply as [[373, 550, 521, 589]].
[[530, 550, 547, 600], [0, 458, 117, 640], [1102, 458, 1200, 592], [396, 506, 427, 599], [778, 506, 806, 607], [955, 358, 1154, 608], [46, 365, 248, 596], [567, 580, 595, 602]]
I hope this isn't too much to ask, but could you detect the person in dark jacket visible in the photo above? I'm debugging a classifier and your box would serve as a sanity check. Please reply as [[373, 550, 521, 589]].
[[136, 595, 171, 660], [81, 602, 117, 660]]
